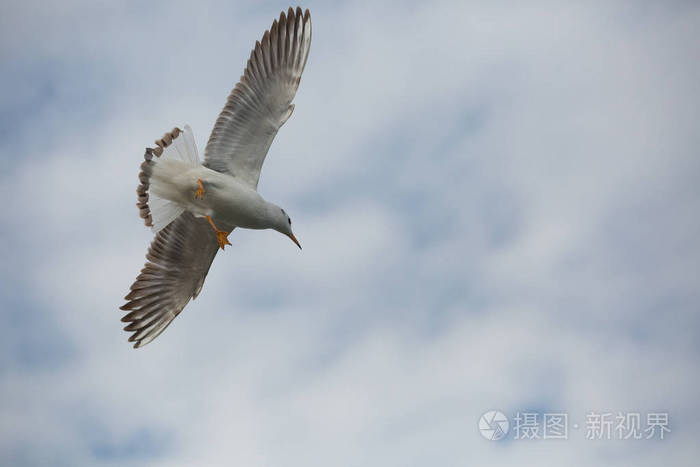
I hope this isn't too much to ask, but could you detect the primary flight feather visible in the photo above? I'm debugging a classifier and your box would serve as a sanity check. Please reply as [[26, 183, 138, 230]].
[[120, 7, 311, 348]]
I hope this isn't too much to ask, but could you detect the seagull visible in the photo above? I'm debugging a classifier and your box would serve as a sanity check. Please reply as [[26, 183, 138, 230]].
[[120, 7, 312, 348]]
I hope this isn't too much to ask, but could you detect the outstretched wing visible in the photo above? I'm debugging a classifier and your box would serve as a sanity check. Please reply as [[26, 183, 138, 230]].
[[203, 7, 312, 188], [120, 212, 228, 348]]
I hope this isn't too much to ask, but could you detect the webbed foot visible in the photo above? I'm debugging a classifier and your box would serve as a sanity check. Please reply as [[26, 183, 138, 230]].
[[195, 179, 205, 200], [206, 215, 231, 250]]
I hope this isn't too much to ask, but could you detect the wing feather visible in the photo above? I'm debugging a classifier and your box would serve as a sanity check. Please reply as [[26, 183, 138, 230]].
[[120, 212, 227, 348], [203, 7, 312, 188]]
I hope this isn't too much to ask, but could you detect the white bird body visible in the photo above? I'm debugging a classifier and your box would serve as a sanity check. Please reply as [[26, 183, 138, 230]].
[[149, 159, 280, 231], [120, 7, 311, 348]]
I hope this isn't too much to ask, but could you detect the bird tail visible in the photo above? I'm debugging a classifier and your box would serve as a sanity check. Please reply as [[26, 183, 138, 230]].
[[136, 125, 201, 232]]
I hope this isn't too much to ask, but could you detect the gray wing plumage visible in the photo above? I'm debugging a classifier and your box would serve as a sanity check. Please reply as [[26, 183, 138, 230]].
[[120, 212, 226, 348], [203, 7, 312, 188]]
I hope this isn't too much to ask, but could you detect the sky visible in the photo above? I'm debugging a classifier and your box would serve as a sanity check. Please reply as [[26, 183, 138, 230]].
[[1, 0, 699, 465]]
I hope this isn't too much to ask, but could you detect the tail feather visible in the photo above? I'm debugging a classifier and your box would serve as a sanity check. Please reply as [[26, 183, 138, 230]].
[[136, 125, 200, 232]]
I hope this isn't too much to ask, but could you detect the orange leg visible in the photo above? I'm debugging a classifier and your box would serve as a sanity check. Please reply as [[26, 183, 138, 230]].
[[206, 215, 232, 250], [194, 179, 205, 199]]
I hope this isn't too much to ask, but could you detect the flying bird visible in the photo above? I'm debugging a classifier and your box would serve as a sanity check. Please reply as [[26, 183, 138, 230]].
[[120, 7, 312, 348]]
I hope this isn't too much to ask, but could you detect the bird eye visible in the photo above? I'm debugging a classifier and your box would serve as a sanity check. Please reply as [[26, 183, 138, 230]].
[[288, 217, 291, 225]]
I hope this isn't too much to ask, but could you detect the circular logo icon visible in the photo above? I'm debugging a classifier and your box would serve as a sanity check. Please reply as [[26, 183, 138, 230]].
[[479, 410, 509, 441]]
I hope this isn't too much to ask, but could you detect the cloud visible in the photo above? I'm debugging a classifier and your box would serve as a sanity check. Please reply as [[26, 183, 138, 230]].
[[1, 0, 699, 465]]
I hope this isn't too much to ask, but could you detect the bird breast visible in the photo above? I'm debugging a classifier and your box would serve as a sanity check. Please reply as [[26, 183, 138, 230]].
[[198, 168, 271, 229]]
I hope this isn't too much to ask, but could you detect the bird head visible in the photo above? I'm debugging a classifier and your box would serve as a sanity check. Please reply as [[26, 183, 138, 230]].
[[276, 207, 301, 249]]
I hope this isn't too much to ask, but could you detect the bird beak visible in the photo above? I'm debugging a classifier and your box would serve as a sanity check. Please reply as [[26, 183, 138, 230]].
[[288, 232, 302, 250]]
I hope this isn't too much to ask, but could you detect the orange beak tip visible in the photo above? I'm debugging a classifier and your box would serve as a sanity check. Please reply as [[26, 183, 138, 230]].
[[289, 233, 302, 250]]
